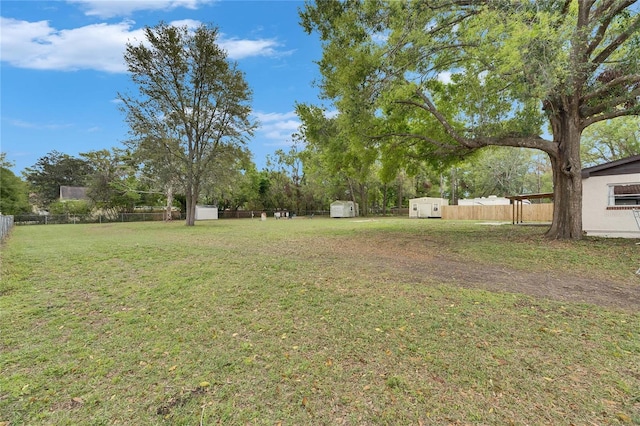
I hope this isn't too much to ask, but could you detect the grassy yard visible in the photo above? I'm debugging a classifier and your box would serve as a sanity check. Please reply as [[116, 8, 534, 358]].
[[1, 218, 639, 425]]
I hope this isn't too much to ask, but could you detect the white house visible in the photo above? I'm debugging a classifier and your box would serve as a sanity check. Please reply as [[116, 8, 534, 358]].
[[582, 155, 640, 238], [409, 197, 448, 218], [330, 200, 358, 218]]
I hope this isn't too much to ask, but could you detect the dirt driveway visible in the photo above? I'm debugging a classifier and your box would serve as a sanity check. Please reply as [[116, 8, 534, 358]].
[[322, 233, 640, 313]]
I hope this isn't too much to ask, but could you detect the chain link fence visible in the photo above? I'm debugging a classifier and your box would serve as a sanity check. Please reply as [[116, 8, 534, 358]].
[[14, 212, 182, 225], [12, 208, 409, 226]]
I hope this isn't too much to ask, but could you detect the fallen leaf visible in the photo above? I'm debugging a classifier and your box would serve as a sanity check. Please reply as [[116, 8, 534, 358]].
[[168, 365, 177, 371], [199, 381, 210, 388], [616, 413, 631, 423]]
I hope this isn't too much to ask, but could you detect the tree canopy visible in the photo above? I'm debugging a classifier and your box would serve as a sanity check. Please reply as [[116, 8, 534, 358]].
[[0, 154, 30, 215], [300, 0, 640, 239], [22, 150, 93, 208], [119, 22, 255, 226], [581, 116, 640, 166]]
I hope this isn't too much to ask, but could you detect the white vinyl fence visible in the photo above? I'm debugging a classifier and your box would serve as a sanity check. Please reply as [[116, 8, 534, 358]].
[[0, 215, 14, 241]]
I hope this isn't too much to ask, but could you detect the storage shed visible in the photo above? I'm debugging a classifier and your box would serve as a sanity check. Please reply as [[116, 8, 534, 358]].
[[195, 205, 219, 220], [330, 200, 358, 218], [409, 197, 448, 218], [582, 155, 640, 238]]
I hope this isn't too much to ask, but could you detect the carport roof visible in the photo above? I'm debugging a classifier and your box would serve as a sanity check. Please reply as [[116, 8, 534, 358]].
[[505, 193, 554, 201]]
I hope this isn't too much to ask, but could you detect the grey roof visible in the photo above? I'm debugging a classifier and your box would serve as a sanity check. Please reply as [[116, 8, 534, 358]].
[[581, 155, 640, 178], [59, 186, 89, 200]]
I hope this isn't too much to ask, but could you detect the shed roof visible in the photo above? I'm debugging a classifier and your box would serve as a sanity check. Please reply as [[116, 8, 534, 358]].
[[59, 186, 89, 200], [581, 155, 640, 179]]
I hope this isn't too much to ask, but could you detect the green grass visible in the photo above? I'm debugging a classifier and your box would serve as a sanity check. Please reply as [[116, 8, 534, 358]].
[[1, 218, 639, 425]]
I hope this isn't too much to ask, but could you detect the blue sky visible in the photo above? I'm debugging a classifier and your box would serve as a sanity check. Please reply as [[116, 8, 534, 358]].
[[1, 0, 325, 174]]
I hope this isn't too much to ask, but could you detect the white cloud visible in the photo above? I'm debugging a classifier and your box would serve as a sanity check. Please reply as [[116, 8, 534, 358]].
[[219, 37, 283, 60], [0, 17, 286, 72], [325, 109, 339, 119], [6, 117, 73, 130], [253, 111, 301, 145], [437, 71, 453, 84], [0, 17, 139, 72], [68, 0, 216, 19]]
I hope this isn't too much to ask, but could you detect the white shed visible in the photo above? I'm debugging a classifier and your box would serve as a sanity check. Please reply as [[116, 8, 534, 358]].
[[581, 155, 640, 238], [330, 200, 358, 218], [195, 205, 219, 220], [409, 197, 449, 218]]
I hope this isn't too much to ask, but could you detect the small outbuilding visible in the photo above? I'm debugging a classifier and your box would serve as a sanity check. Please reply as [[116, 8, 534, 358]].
[[409, 197, 448, 218], [330, 200, 358, 218], [195, 205, 219, 220], [582, 155, 640, 238]]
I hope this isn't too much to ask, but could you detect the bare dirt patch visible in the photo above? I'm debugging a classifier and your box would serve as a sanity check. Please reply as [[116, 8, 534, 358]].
[[310, 234, 640, 313]]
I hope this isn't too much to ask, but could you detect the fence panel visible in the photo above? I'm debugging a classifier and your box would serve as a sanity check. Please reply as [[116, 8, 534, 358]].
[[442, 204, 553, 222], [0, 215, 14, 240]]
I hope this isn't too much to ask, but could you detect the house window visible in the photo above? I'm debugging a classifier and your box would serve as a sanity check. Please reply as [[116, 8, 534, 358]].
[[609, 184, 640, 206]]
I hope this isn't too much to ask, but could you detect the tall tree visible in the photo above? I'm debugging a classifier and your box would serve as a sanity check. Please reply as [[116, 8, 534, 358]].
[[23, 150, 93, 208], [301, 0, 640, 239], [296, 104, 379, 215], [119, 22, 255, 226]]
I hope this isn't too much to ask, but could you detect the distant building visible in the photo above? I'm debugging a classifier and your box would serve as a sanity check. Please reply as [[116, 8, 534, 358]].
[[458, 195, 512, 206], [409, 197, 448, 218], [59, 186, 89, 201], [330, 200, 358, 218]]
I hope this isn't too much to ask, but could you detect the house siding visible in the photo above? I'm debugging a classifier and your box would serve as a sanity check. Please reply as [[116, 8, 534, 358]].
[[582, 173, 640, 238]]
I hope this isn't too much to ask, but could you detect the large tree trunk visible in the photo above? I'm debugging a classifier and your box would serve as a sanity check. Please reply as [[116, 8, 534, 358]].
[[546, 111, 583, 240], [185, 183, 198, 226]]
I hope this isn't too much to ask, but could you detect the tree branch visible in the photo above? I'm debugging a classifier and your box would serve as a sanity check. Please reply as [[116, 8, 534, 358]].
[[474, 135, 557, 156], [581, 74, 640, 103], [580, 85, 640, 117], [590, 14, 640, 66], [584, 0, 634, 57], [582, 103, 640, 127], [397, 90, 474, 148]]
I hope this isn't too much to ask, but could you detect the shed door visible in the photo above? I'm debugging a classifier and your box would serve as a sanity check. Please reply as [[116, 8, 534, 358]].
[[418, 204, 432, 218]]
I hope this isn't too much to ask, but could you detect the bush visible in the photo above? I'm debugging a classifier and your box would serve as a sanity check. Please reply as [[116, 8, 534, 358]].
[[48, 200, 91, 215]]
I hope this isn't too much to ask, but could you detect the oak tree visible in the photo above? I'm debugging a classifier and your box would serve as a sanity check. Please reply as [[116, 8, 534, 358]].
[[119, 22, 255, 226], [300, 0, 640, 239]]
